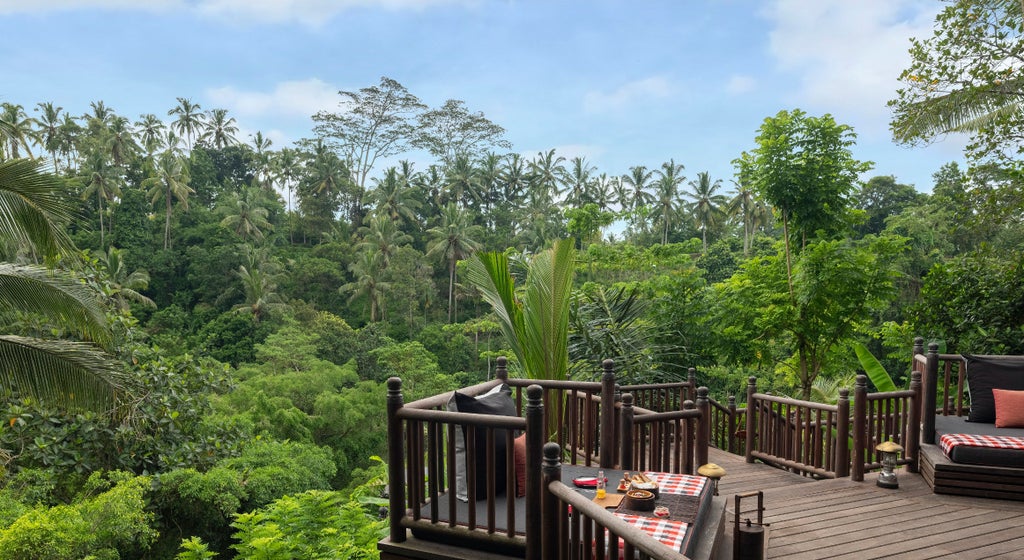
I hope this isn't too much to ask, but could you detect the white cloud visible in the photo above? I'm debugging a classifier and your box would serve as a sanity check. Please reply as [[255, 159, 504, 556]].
[[206, 78, 339, 118], [583, 76, 673, 114], [762, 0, 938, 134], [725, 74, 756, 95]]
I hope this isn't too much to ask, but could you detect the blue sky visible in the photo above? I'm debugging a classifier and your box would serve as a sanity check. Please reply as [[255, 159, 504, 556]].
[[0, 0, 966, 193]]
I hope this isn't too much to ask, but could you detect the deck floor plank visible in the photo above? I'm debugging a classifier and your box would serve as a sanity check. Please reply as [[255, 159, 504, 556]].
[[706, 448, 1024, 560]]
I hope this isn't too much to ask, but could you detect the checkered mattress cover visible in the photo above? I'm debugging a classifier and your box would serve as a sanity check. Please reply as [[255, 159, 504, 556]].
[[603, 472, 708, 551], [939, 433, 1024, 455]]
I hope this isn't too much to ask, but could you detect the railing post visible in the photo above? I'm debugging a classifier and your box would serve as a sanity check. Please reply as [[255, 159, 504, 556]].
[[540, 442, 562, 560], [696, 387, 710, 470], [835, 388, 850, 478], [907, 370, 922, 473], [727, 396, 737, 454], [386, 377, 406, 543], [923, 343, 939, 444], [525, 384, 544, 560], [913, 337, 923, 376], [683, 399, 696, 474], [600, 359, 616, 468], [496, 356, 508, 382], [688, 367, 697, 402], [745, 377, 757, 464], [852, 375, 867, 482], [620, 393, 634, 470]]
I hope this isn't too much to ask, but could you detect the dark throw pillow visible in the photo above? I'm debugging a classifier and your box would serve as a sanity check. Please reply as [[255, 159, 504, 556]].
[[446, 384, 516, 501], [964, 355, 1024, 423]]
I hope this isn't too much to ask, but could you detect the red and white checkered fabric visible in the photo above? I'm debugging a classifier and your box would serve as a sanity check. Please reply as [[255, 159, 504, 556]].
[[642, 472, 707, 497], [606, 514, 689, 551], [940, 433, 1024, 455]]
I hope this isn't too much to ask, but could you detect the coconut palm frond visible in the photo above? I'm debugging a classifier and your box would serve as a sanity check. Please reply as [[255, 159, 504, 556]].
[[894, 77, 1024, 142], [0, 263, 111, 347], [0, 158, 77, 260], [0, 335, 127, 412]]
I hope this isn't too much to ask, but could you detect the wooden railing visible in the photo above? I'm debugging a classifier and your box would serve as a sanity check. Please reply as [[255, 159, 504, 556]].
[[851, 372, 922, 481], [708, 395, 745, 454], [619, 367, 697, 413], [541, 442, 692, 560], [619, 388, 709, 475], [384, 358, 709, 559], [913, 338, 968, 445], [743, 376, 850, 478]]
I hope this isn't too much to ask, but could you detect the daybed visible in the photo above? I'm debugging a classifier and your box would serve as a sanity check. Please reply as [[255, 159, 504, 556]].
[[914, 340, 1024, 500]]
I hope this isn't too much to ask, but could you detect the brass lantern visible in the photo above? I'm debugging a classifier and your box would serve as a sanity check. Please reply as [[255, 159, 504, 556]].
[[876, 440, 904, 489]]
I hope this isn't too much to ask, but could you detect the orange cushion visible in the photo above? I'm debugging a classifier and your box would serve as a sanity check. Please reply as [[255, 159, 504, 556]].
[[514, 433, 527, 497], [993, 389, 1024, 428]]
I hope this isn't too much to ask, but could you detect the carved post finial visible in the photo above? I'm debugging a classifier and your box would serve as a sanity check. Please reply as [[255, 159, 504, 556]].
[[496, 356, 508, 381]]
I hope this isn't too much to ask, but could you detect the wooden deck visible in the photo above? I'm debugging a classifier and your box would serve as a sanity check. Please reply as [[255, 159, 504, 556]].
[[709, 448, 1024, 559]]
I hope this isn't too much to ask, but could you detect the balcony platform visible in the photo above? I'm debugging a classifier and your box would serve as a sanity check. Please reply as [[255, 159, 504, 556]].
[[711, 448, 1024, 559]]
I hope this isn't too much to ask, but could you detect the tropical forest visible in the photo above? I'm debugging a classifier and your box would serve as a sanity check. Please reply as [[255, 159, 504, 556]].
[[2, 1, 1024, 558]]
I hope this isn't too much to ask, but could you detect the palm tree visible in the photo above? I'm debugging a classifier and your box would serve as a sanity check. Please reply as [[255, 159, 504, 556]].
[[95, 246, 155, 310], [167, 97, 205, 151], [0, 102, 39, 160], [426, 203, 483, 323], [728, 179, 760, 255], [621, 165, 656, 213], [340, 249, 389, 322], [56, 113, 83, 173], [202, 108, 239, 149], [562, 156, 596, 209], [233, 246, 285, 323], [685, 171, 727, 252], [34, 102, 63, 170], [591, 173, 618, 212], [445, 154, 482, 209], [654, 159, 686, 245], [134, 114, 166, 164], [273, 147, 301, 213], [81, 152, 122, 249], [464, 238, 575, 384], [371, 167, 420, 227], [219, 184, 273, 243], [357, 213, 412, 269], [529, 149, 566, 205], [0, 158, 125, 411], [105, 116, 139, 168], [143, 150, 193, 249]]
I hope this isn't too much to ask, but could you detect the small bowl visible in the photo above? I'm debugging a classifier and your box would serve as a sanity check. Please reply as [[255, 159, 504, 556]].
[[631, 481, 659, 497], [624, 489, 656, 511]]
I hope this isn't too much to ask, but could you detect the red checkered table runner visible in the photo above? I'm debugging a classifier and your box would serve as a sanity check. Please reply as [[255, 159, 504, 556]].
[[940, 433, 1024, 455], [642, 472, 707, 497], [605, 514, 689, 552]]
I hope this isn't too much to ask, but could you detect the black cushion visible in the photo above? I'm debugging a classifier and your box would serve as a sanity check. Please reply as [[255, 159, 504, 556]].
[[452, 385, 516, 499], [965, 355, 1024, 423]]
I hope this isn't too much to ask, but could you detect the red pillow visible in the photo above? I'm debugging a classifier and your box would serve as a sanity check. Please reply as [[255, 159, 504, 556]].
[[993, 389, 1024, 428], [514, 434, 527, 497]]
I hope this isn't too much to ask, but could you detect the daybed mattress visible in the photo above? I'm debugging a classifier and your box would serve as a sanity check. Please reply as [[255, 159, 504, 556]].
[[934, 414, 1024, 468]]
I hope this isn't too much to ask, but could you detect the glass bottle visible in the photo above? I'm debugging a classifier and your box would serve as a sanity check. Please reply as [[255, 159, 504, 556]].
[[596, 470, 606, 499]]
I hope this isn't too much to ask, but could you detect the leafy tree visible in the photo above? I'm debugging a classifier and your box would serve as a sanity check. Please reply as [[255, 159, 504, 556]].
[[714, 236, 904, 398], [312, 76, 425, 194], [889, 0, 1024, 167], [415, 99, 512, 164], [564, 203, 614, 250], [855, 175, 922, 236]]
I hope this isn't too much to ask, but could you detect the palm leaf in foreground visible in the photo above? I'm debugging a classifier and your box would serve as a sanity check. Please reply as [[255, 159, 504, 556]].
[[0, 263, 112, 347], [0, 158, 77, 260], [0, 335, 127, 412]]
